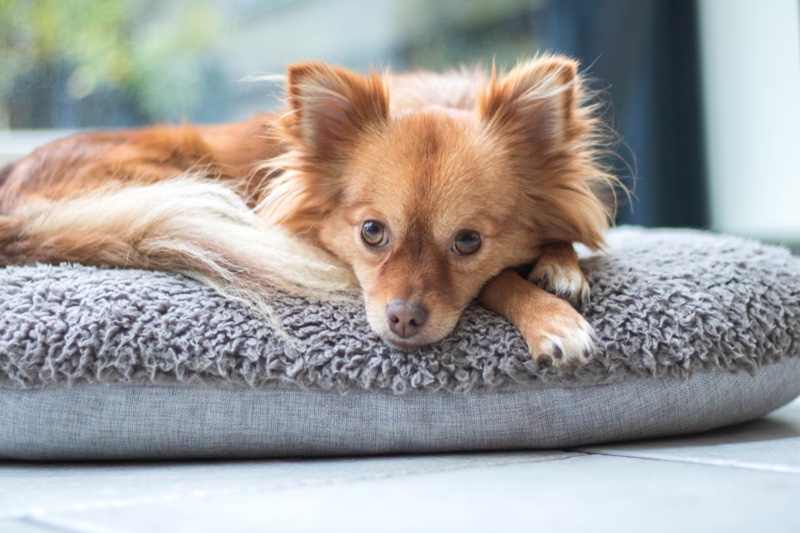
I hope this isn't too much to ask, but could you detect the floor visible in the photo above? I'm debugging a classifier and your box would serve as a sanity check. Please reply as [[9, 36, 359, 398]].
[[1, 399, 799, 533]]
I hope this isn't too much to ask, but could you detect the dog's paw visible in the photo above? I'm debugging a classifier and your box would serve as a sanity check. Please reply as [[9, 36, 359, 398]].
[[529, 260, 590, 309], [517, 299, 597, 370]]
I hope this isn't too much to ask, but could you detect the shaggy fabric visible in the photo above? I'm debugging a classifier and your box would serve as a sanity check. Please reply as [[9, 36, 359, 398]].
[[1, 227, 799, 394]]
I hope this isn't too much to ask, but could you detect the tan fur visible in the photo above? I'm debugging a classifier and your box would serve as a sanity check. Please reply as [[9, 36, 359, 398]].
[[0, 56, 619, 366]]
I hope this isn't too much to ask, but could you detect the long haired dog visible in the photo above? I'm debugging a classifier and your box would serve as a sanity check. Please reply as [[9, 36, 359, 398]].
[[0, 56, 616, 368]]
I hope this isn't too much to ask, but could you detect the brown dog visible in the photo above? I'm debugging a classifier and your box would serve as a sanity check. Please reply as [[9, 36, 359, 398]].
[[0, 56, 616, 367]]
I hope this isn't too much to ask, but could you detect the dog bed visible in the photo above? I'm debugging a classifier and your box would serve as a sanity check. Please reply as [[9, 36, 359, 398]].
[[1, 226, 799, 460]]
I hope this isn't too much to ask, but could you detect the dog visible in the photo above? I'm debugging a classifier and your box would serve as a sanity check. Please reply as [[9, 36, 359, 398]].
[[0, 55, 617, 368]]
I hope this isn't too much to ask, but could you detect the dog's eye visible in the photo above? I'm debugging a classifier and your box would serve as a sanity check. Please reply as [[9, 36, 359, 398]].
[[361, 221, 388, 247], [453, 230, 481, 255]]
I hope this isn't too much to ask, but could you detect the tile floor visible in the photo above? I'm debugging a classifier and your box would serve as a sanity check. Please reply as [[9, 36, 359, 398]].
[[2, 398, 799, 533]]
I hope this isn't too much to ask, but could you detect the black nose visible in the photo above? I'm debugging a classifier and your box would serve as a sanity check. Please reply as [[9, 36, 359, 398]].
[[386, 300, 429, 339]]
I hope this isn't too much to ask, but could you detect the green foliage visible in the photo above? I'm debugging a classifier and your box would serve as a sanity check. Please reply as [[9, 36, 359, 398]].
[[0, 0, 229, 119]]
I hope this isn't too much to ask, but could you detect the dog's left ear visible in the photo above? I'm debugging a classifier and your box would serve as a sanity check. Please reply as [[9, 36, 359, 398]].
[[285, 62, 389, 159], [478, 56, 580, 149]]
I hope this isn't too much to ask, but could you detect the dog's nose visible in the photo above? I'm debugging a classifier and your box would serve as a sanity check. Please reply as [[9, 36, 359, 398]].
[[386, 300, 429, 339]]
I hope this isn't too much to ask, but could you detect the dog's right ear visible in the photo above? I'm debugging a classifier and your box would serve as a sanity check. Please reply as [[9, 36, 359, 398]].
[[286, 62, 389, 158]]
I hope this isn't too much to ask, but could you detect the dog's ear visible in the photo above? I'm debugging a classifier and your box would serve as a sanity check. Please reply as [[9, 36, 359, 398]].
[[478, 56, 580, 149], [285, 62, 389, 158]]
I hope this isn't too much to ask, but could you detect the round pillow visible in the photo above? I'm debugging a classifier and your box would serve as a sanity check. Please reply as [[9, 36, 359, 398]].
[[1, 227, 798, 460]]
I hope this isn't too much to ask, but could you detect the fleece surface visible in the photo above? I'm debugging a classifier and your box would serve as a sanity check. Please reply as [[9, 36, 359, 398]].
[[1, 226, 799, 394]]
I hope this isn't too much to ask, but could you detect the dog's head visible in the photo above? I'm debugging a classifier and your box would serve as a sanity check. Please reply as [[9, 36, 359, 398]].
[[261, 57, 614, 348]]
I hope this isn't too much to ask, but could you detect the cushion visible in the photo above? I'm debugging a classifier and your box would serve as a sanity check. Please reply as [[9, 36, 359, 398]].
[[1, 227, 799, 460]]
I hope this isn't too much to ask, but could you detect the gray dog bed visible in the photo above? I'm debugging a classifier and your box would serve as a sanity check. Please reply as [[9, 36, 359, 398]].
[[1, 227, 799, 460]]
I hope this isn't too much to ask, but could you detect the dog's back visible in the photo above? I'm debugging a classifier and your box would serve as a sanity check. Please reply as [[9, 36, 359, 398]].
[[0, 115, 356, 303]]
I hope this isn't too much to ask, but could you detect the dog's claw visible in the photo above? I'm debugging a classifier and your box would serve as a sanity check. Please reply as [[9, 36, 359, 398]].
[[552, 343, 564, 360]]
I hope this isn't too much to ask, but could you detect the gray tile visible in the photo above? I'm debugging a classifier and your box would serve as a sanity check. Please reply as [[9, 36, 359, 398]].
[[0, 451, 573, 520], [30, 454, 800, 533], [576, 398, 800, 472]]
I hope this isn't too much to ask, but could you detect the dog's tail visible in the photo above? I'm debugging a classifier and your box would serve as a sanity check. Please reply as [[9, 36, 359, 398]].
[[0, 176, 359, 317]]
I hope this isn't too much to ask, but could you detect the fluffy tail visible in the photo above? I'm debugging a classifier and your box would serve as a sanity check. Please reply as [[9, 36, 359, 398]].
[[0, 176, 359, 320]]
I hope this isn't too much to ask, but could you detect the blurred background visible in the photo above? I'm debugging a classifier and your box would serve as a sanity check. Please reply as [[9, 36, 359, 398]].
[[1, 0, 798, 247]]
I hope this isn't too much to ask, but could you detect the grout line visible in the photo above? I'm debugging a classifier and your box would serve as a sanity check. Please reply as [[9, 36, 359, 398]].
[[573, 449, 800, 475]]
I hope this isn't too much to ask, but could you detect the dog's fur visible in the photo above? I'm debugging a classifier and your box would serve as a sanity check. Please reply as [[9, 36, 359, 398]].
[[0, 56, 616, 367]]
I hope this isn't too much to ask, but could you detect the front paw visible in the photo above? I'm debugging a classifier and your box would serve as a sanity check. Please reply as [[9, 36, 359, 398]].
[[518, 298, 596, 369], [479, 269, 596, 370], [529, 260, 590, 309]]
